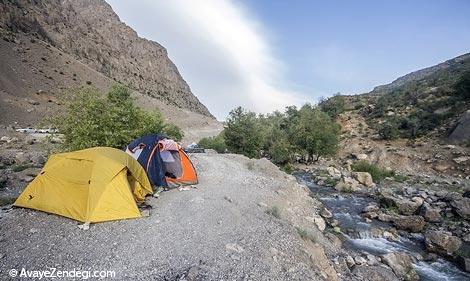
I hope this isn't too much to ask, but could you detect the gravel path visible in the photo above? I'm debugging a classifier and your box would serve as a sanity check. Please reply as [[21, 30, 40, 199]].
[[0, 153, 337, 280]]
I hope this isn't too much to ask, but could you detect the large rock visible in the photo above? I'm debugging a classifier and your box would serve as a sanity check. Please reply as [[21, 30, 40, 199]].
[[396, 198, 423, 215], [381, 252, 417, 280], [393, 215, 426, 232], [450, 198, 470, 219], [421, 204, 442, 222], [335, 176, 360, 192], [352, 172, 374, 187], [352, 265, 399, 281], [425, 230, 462, 256], [326, 166, 341, 179], [449, 110, 470, 144]]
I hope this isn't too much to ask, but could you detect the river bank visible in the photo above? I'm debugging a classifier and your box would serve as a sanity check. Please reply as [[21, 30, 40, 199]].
[[294, 167, 470, 281]]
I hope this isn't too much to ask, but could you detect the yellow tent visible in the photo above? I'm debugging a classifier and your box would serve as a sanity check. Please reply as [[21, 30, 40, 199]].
[[14, 147, 153, 223]]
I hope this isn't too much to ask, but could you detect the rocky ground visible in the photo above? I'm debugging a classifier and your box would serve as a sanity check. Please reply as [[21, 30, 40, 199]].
[[1, 150, 350, 280]]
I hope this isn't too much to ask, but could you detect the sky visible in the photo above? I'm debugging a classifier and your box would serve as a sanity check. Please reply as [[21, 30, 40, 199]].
[[107, 0, 470, 120]]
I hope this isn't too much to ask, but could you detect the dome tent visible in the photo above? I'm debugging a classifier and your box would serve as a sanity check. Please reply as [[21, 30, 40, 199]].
[[126, 134, 198, 188], [14, 147, 153, 223]]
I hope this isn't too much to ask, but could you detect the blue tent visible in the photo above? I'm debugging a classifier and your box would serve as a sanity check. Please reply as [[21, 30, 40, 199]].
[[125, 134, 167, 187]]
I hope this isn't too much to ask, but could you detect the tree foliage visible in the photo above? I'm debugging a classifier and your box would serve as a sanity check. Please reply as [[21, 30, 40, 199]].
[[198, 132, 227, 153], [212, 104, 341, 163], [51, 84, 183, 151], [224, 107, 263, 158], [319, 93, 346, 118]]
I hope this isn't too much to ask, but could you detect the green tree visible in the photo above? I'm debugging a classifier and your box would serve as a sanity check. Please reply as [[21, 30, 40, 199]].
[[198, 132, 227, 153], [293, 104, 341, 162], [51, 85, 180, 151], [319, 93, 346, 118], [224, 107, 263, 158]]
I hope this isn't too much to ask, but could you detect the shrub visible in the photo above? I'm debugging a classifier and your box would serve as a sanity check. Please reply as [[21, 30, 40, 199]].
[[281, 163, 294, 174], [319, 93, 346, 118], [224, 107, 263, 158], [293, 105, 341, 162], [351, 160, 395, 182], [198, 133, 227, 153], [378, 120, 400, 140], [50, 84, 182, 151], [266, 206, 281, 218]]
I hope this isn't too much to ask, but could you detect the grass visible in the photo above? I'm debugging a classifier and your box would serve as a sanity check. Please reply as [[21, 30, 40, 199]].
[[324, 177, 338, 187], [281, 163, 294, 174], [351, 160, 395, 183], [266, 206, 281, 219], [296, 227, 316, 242], [393, 174, 409, 183]]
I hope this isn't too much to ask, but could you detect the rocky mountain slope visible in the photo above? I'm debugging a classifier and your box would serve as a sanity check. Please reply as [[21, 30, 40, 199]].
[[333, 53, 470, 177], [0, 0, 222, 142], [372, 53, 470, 94]]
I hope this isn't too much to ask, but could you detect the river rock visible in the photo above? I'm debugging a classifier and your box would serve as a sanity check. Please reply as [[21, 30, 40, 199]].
[[320, 207, 333, 219], [450, 198, 470, 219], [326, 166, 341, 179], [378, 213, 394, 222], [456, 255, 470, 273], [352, 265, 399, 281], [396, 198, 422, 216], [425, 230, 462, 256], [420, 204, 442, 222], [352, 172, 374, 187], [335, 176, 360, 192], [363, 203, 380, 213], [393, 215, 425, 232], [381, 252, 416, 280]]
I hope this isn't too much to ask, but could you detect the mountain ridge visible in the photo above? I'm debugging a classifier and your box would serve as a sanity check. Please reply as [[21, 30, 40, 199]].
[[0, 0, 213, 118]]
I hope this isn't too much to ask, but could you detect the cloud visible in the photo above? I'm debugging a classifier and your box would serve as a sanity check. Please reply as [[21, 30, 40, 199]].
[[107, 0, 304, 119]]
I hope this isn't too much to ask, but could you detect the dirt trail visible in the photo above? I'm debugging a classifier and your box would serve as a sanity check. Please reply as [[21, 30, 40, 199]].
[[0, 153, 338, 280]]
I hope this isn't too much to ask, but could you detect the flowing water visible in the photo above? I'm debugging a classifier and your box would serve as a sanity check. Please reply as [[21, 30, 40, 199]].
[[294, 171, 470, 281]]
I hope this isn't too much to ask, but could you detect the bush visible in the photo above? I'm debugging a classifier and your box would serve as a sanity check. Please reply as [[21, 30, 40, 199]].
[[319, 93, 346, 118], [51, 85, 182, 151], [294, 105, 341, 162], [378, 120, 400, 140], [198, 132, 227, 153], [224, 107, 263, 158], [351, 160, 395, 182]]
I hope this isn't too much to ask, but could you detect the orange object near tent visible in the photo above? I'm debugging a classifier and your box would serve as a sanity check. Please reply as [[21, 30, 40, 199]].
[[126, 134, 198, 188], [165, 148, 198, 188]]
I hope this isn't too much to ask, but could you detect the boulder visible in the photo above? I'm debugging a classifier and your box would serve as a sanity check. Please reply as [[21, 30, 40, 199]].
[[450, 198, 470, 219], [425, 230, 462, 256], [396, 199, 422, 215], [352, 172, 374, 187], [420, 204, 442, 222], [381, 252, 417, 280], [453, 156, 470, 164], [353, 153, 368, 160], [335, 176, 360, 192], [326, 166, 341, 179], [456, 254, 470, 273], [352, 265, 399, 281], [393, 215, 426, 232], [363, 203, 380, 213], [449, 110, 470, 144]]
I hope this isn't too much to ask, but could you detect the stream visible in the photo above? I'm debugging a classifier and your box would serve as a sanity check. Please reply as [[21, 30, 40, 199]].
[[294, 171, 470, 281]]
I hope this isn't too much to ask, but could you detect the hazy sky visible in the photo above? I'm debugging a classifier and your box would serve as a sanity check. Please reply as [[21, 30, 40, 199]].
[[107, 0, 470, 119]]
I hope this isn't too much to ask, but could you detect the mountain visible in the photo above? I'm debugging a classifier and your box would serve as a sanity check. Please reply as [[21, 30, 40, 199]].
[[372, 53, 470, 94], [0, 0, 221, 142], [346, 52, 470, 142]]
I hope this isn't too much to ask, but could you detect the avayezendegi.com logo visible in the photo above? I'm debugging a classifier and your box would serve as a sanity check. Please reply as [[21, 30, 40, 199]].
[[8, 267, 116, 279]]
